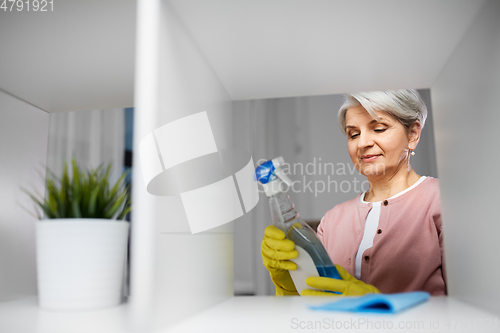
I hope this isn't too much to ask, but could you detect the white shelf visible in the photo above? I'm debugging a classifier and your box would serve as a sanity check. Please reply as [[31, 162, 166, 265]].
[[1, 296, 498, 333]]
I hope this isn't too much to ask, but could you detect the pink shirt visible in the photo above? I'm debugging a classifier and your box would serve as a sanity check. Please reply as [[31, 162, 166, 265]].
[[317, 177, 447, 295]]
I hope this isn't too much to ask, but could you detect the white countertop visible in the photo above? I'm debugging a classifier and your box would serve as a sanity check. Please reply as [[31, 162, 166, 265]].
[[1, 296, 498, 333]]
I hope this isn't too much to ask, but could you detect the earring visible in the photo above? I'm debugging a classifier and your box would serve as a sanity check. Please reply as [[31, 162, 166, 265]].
[[410, 150, 415, 156]]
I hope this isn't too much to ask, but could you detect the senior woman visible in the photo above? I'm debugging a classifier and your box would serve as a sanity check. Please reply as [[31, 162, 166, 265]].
[[261, 90, 446, 296]]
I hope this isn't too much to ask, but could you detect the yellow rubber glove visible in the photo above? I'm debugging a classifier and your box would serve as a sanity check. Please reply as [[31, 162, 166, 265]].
[[302, 264, 381, 296], [261, 225, 299, 296]]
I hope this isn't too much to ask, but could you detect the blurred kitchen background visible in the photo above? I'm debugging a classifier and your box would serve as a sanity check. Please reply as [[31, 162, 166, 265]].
[[46, 89, 437, 296]]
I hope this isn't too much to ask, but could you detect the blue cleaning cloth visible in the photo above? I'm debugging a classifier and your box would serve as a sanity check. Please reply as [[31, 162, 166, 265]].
[[309, 291, 430, 314]]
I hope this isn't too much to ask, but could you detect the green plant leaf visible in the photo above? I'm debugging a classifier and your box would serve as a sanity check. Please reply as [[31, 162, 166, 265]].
[[117, 194, 132, 220], [72, 192, 82, 218], [103, 190, 127, 219], [46, 178, 61, 218], [88, 186, 100, 218]]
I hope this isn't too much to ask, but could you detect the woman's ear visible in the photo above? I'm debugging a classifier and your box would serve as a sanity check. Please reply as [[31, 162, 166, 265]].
[[408, 122, 422, 150]]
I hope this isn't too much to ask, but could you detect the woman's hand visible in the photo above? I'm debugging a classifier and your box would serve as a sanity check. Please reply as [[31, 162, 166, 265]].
[[302, 264, 381, 296], [261, 225, 299, 296]]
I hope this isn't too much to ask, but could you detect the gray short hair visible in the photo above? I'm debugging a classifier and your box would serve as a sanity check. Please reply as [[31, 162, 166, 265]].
[[338, 89, 428, 134]]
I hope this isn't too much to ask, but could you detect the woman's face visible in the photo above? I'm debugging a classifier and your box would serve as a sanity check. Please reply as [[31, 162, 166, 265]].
[[345, 105, 418, 179]]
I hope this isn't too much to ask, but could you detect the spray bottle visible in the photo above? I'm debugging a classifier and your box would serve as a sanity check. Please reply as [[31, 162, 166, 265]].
[[255, 157, 341, 293]]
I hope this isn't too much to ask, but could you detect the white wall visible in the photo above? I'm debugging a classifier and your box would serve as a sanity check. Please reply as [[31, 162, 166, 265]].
[[431, 0, 500, 315], [0, 0, 135, 113], [131, 0, 233, 330], [0, 90, 49, 301]]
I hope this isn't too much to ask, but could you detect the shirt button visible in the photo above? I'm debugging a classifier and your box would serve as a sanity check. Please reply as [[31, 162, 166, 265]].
[[377, 229, 382, 234], [383, 200, 388, 206], [364, 255, 370, 262]]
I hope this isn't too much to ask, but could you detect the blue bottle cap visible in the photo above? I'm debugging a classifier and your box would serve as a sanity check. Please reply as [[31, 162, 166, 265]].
[[254, 160, 276, 184]]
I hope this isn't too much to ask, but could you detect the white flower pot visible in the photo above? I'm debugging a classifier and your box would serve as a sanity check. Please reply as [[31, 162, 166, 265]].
[[36, 219, 130, 311]]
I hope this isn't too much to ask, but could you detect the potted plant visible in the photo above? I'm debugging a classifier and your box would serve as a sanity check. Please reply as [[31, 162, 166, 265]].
[[22, 159, 131, 311]]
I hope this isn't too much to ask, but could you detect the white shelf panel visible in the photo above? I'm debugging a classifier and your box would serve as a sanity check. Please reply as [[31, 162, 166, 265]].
[[1, 296, 498, 333]]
